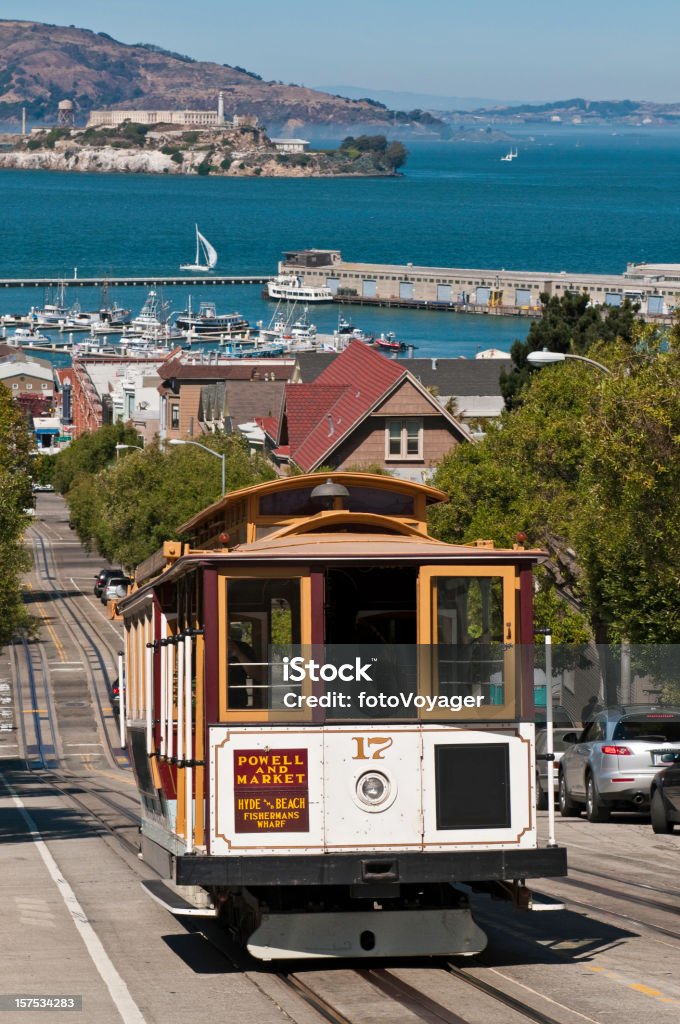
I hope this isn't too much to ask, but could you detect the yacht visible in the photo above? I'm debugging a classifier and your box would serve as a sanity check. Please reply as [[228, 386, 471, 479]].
[[266, 275, 333, 303]]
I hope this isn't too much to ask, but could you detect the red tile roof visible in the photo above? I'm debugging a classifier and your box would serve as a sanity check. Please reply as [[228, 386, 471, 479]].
[[284, 341, 406, 471]]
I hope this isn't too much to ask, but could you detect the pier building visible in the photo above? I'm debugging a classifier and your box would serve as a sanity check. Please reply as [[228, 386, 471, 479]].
[[278, 250, 680, 319]]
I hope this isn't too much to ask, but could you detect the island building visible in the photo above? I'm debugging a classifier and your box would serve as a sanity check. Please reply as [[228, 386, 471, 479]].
[[269, 138, 310, 154], [86, 94, 258, 130], [277, 249, 680, 318]]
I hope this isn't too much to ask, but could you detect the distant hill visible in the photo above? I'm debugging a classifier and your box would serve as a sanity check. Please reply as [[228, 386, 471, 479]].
[[318, 86, 517, 112], [447, 96, 680, 124], [0, 20, 444, 133]]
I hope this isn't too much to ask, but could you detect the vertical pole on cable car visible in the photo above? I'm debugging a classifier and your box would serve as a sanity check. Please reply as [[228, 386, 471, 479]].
[[118, 649, 125, 749], [545, 631, 557, 847], [184, 633, 194, 854]]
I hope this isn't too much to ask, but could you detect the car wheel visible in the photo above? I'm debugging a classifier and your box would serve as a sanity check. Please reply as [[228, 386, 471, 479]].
[[650, 789, 674, 834], [559, 773, 581, 817], [536, 774, 548, 811], [585, 774, 611, 823]]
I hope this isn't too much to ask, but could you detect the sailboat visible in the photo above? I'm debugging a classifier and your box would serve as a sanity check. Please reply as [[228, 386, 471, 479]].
[[500, 147, 518, 162], [180, 225, 218, 272]]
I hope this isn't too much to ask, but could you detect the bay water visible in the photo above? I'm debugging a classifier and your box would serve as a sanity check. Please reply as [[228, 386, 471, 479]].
[[1, 125, 678, 362]]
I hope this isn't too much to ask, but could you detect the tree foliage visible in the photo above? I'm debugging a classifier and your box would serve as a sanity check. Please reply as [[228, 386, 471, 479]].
[[0, 384, 35, 647], [431, 326, 680, 649], [500, 291, 641, 409], [63, 432, 276, 569]]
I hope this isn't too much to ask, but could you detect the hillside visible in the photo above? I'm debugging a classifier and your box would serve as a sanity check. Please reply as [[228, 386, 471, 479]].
[[0, 19, 440, 133], [446, 97, 680, 125]]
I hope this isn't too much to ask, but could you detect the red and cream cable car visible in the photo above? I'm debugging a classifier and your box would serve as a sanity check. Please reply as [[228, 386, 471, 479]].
[[120, 473, 566, 959]]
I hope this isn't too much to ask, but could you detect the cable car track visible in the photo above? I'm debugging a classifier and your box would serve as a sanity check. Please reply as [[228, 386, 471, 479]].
[[11, 637, 59, 769], [27, 527, 125, 771]]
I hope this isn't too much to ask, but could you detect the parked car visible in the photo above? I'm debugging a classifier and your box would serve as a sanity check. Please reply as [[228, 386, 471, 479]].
[[649, 753, 680, 833], [558, 706, 680, 822], [94, 568, 123, 598], [536, 728, 575, 810], [101, 577, 131, 604], [32, 483, 54, 492]]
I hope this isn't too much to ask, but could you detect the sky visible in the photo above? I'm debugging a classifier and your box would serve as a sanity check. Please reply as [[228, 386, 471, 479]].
[[4, 0, 680, 104]]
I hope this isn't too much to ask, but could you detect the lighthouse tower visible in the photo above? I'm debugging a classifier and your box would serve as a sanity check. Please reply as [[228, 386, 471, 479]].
[[217, 92, 224, 124]]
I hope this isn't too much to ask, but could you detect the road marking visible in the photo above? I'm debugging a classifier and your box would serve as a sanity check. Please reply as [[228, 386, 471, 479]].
[[66, 743, 102, 747], [486, 968, 603, 1023], [0, 773, 147, 1024], [22, 709, 47, 714], [70, 577, 125, 638], [587, 966, 680, 1006]]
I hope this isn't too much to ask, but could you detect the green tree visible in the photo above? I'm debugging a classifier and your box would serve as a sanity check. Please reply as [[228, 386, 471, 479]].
[[0, 384, 35, 646], [500, 291, 641, 409], [52, 423, 143, 494], [65, 433, 275, 568]]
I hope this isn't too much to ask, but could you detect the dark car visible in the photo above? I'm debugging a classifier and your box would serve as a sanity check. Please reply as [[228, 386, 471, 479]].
[[110, 680, 120, 716], [94, 568, 123, 598], [649, 753, 680, 833]]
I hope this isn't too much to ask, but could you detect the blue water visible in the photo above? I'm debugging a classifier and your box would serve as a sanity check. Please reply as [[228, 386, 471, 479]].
[[1, 125, 679, 359]]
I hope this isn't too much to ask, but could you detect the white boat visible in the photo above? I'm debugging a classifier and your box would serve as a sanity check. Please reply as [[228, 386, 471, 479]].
[[289, 306, 317, 340], [126, 290, 167, 335], [266, 275, 333, 303], [500, 148, 518, 162], [10, 326, 51, 344], [180, 225, 218, 272]]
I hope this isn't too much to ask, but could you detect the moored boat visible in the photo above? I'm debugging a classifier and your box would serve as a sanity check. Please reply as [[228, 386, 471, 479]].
[[175, 301, 249, 335], [266, 274, 333, 303]]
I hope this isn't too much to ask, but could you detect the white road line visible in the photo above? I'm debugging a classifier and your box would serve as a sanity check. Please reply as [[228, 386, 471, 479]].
[[0, 773, 146, 1024], [69, 577, 125, 639]]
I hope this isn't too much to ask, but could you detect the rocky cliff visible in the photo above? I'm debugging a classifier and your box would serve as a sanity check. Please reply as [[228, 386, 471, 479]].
[[0, 124, 404, 177]]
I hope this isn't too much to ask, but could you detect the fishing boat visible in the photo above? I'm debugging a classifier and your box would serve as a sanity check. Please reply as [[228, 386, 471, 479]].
[[174, 301, 249, 335], [180, 225, 218, 272], [289, 306, 317, 341], [126, 290, 167, 335], [266, 275, 333, 303]]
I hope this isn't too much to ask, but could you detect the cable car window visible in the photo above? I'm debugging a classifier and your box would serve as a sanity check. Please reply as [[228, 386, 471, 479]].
[[434, 576, 506, 705], [226, 578, 301, 710]]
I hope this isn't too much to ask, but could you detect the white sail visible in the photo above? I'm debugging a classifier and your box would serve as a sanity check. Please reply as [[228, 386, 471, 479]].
[[198, 230, 218, 270], [180, 225, 218, 272]]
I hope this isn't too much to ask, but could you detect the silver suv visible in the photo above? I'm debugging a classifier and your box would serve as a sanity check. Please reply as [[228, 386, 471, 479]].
[[558, 706, 680, 822]]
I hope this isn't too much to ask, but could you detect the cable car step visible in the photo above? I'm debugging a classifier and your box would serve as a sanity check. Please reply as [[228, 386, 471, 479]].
[[141, 879, 216, 917]]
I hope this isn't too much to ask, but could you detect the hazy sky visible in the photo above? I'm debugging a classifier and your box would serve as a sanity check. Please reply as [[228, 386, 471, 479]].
[[4, 0, 680, 102]]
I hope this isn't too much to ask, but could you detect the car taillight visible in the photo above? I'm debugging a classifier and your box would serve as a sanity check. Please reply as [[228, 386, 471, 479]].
[[601, 745, 632, 755]]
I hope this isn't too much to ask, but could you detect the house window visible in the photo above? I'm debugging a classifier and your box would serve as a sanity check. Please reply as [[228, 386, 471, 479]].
[[25, 383, 33, 390], [170, 404, 180, 429], [12, 383, 18, 390], [386, 418, 423, 460]]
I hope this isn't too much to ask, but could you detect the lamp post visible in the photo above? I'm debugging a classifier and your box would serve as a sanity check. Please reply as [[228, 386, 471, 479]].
[[169, 439, 226, 496], [115, 443, 144, 460], [527, 350, 612, 375]]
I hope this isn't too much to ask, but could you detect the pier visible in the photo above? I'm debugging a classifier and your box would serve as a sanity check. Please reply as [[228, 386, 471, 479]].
[[278, 250, 680, 322], [0, 274, 269, 289]]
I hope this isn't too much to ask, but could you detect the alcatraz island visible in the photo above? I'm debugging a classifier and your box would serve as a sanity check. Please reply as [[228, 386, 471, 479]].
[[0, 94, 408, 178]]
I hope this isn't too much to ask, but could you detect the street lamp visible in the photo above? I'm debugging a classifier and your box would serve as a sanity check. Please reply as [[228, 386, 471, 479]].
[[115, 443, 144, 452], [169, 439, 226, 496], [527, 350, 612, 375]]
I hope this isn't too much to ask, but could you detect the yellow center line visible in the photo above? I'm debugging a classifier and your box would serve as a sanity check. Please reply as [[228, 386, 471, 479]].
[[587, 966, 680, 1006], [24, 582, 67, 662]]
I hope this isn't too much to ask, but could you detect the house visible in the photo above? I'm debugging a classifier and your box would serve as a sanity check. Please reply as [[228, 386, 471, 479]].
[[293, 351, 511, 423], [267, 341, 470, 480], [157, 359, 296, 439], [0, 358, 54, 401]]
